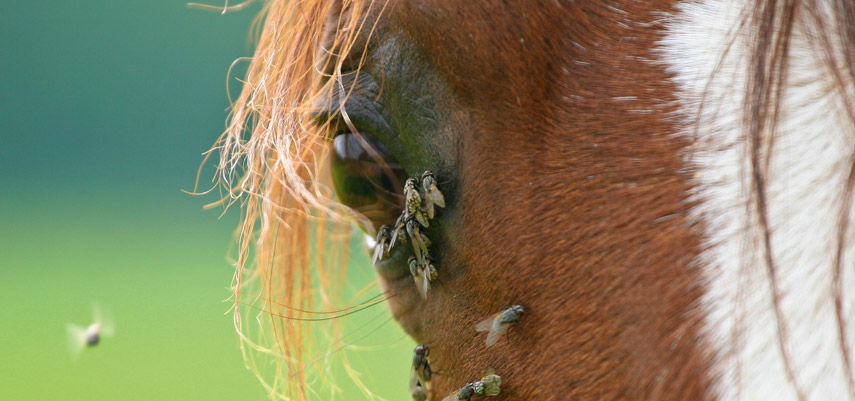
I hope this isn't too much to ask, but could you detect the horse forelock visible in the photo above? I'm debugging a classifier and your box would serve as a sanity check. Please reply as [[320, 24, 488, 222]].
[[209, 0, 395, 399]]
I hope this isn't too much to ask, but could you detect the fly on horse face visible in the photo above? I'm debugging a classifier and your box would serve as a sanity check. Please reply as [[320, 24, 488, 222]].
[[211, 0, 855, 400]]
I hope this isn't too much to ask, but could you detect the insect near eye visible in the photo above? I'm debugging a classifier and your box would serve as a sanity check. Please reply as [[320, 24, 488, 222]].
[[331, 131, 407, 232]]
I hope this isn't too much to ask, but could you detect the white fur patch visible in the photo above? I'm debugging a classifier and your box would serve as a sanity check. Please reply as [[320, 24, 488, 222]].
[[661, 1, 855, 400]]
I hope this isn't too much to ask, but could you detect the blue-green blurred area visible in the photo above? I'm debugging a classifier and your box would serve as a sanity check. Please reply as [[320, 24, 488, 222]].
[[0, 1, 410, 400], [0, 0, 252, 189]]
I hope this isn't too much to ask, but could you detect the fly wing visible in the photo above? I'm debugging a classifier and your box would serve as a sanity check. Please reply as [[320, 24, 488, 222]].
[[441, 392, 460, 401], [93, 303, 114, 337], [422, 271, 432, 299], [372, 241, 384, 265], [390, 215, 406, 248], [481, 370, 502, 396], [415, 209, 429, 227], [482, 379, 501, 396], [410, 242, 423, 268], [475, 313, 499, 332], [426, 264, 438, 281], [412, 352, 430, 382], [412, 232, 430, 265], [389, 227, 401, 248], [424, 198, 435, 219], [427, 186, 445, 208], [412, 359, 431, 386], [67, 324, 87, 360], [409, 365, 419, 389], [484, 322, 509, 347], [409, 371, 427, 401], [414, 270, 428, 300], [373, 230, 389, 264]]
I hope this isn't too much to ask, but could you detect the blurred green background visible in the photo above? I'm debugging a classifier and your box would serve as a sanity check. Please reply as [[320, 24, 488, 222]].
[[0, 1, 410, 400]]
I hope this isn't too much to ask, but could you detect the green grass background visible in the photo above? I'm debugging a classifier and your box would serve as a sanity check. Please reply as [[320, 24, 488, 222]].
[[0, 1, 410, 400]]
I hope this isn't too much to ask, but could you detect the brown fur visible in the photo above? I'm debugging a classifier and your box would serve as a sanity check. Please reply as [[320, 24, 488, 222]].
[[377, 1, 712, 399], [214, 0, 855, 400]]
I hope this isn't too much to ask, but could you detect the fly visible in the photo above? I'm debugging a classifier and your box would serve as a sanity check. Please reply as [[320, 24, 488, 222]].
[[409, 256, 431, 299], [67, 303, 114, 360], [372, 224, 391, 264], [441, 369, 502, 401], [406, 216, 430, 265], [424, 259, 438, 282], [421, 171, 446, 219], [475, 305, 525, 347], [405, 178, 430, 227], [442, 382, 477, 401], [389, 213, 406, 250], [412, 344, 432, 384]]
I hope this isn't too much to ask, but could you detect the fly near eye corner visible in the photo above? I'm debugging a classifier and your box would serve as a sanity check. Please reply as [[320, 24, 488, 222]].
[[405, 178, 430, 227], [372, 224, 392, 265], [409, 255, 430, 299], [372, 170, 447, 299], [421, 171, 446, 219]]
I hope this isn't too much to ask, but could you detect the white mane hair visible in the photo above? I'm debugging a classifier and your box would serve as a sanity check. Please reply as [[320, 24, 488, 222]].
[[661, 0, 855, 400]]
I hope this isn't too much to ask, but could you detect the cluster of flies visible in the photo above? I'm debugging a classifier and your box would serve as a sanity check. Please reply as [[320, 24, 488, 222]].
[[373, 171, 445, 299], [410, 305, 525, 400], [372, 170, 526, 400]]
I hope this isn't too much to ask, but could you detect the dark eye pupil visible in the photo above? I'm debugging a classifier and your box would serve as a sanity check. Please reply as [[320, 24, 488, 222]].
[[331, 132, 406, 232]]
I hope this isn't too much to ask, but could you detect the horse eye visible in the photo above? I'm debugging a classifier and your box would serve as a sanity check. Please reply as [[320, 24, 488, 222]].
[[330, 131, 406, 232]]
